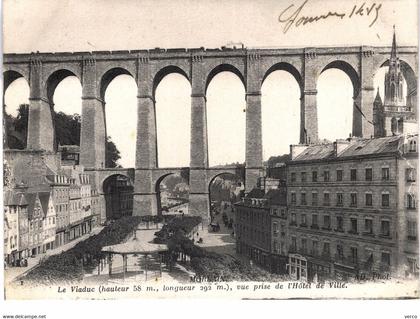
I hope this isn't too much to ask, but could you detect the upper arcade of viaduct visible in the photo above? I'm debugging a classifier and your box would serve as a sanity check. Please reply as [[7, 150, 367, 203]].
[[3, 44, 418, 218]]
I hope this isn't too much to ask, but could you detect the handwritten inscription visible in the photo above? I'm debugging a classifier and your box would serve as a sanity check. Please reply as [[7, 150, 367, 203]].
[[278, 0, 382, 34]]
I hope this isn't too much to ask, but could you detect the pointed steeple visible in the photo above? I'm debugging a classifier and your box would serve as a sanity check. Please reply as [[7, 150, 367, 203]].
[[390, 25, 397, 60], [374, 87, 382, 107]]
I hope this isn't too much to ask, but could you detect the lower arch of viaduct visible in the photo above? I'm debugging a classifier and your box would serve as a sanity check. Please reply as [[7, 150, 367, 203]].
[[3, 45, 418, 219]]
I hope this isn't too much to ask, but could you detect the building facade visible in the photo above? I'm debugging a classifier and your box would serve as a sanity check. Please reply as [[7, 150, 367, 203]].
[[287, 135, 418, 281]]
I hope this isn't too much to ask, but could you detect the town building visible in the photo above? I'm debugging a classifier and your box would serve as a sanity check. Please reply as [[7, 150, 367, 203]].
[[234, 175, 288, 273], [46, 172, 71, 248], [3, 187, 28, 265], [40, 191, 56, 252], [286, 135, 418, 281], [26, 192, 46, 257]]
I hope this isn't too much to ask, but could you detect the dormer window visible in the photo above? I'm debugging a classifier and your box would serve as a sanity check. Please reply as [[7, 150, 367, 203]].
[[409, 140, 417, 152]]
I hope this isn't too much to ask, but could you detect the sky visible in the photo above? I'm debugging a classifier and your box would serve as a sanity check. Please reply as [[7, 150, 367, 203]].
[[3, 0, 417, 167]]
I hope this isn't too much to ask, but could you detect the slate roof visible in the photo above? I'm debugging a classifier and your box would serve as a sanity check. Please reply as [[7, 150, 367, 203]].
[[4, 189, 28, 206], [25, 193, 39, 220], [338, 136, 402, 158], [291, 136, 403, 163], [38, 192, 51, 217], [293, 143, 335, 161]]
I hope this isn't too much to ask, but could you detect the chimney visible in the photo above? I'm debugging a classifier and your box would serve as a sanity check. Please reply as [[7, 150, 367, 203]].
[[290, 144, 309, 160], [334, 139, 350, 156]]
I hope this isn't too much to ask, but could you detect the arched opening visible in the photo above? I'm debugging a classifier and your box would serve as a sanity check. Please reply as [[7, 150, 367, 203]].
[[101, 68, 137, 168], [208, 172, 244, 228], [206, 65, 246, 166], [153, 67, 191, 167], [3, 71, 30, 149], [47, 71, 82, 151], [261, 64, 302, 162], [318, 61, 359, 141], [103, 174, 133, 220], [155, 171, 190, 217]]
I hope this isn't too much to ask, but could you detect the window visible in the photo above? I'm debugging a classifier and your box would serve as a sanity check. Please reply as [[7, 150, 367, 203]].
[[312, 171, 318, 182], [312, 192, 318, 206], [407, 258, 418, 275], [407, 194, 416, 209], [312, 240, 318, 256], [323, 215, 331, 229], [350, 193, 358, 207], [382, 193, 390, 207], [301, 214, 307, 227], [381, 220, 390, 237], [381, 252, 391, 267], [365, 193, 372, 206], [311, 215, 318, 229], [336, 169, 343, 181], [406, 168, 416, 182], [291, 172, 296, 182], [350, 247, 358, 264], [291, 236, 297, 251], [273, 241, 279, 253], [291, 213, 297, 225], [322, 242, 330, 256], [324, 170, 330, 182], [336, 244, 344, 259], [301, 193, 307, 205], [365, 168, 373, 181], [336, 216, 344, 232], [301, 238, 307, 253], [350, 218, 358, 234], [323, 193, 330, 206], [382, 167, 390, 180], [301, 172, 307, 182], [409, 140, 417, 152], [336, 193, 343, 206], [350, 169, 357, 181], [407, 221, 417, 240], [364, 219, 373, 234], [273, 222, 279, 236], [291, 193, 296, 205]]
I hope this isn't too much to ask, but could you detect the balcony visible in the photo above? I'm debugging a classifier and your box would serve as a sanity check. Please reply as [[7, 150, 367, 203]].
[[362, 231, 375, 237], [289, 222, 297, 227], [408, 235, 417, 241], [310, 224, 319, 230], [300, 223, 308, 228], [321, 226, 332, 231], [348, 230, 359, 235], [378, 233, 392, 239], [334, 228, 345, 233]]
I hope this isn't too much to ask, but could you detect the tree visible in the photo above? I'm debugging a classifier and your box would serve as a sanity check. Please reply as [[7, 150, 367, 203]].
[[105, 136, 121, 168], [5, 104, 121, 168]]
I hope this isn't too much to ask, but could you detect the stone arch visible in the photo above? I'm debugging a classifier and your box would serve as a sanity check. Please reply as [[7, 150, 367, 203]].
[[320, 60, 360, 98], [99, 67, 137, 101], [205, 64, 246, 95], [152, 65, 191, 99], [102, 173, 134, 220], [3, 70, 29, 93], [261, 62, 303, 93], [207, 171, 245, 218], [46, 69, 82, 105], [154, 171, 190, 216]]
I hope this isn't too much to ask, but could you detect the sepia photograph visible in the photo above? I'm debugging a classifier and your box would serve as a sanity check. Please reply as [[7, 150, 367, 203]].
[[1, 0, 419, 313]]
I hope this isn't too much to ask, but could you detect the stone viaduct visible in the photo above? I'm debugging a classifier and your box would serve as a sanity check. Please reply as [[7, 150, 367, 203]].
[[3, 45, 418, 220]]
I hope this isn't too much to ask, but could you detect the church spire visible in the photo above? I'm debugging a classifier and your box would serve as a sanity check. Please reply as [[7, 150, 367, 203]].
[[390, 25, 397, 60], [374, 87, 382, 107]]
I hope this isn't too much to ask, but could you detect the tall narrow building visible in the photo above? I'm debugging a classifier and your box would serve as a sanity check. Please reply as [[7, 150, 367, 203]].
[[373, 28, 417, 137]]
